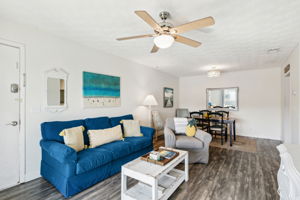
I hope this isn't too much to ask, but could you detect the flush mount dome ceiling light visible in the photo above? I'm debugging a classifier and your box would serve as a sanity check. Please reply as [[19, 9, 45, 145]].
[[207, 69, 221, 78], [116, 10, 215, 53], [153, 34, 174, 49]]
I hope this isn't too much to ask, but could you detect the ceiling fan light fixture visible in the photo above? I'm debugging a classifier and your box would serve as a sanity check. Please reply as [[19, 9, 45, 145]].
[[153, 34, 174, 49]]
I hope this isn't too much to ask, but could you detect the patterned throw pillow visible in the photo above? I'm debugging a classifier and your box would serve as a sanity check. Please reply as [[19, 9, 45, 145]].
[[185, 119, 197, 137]]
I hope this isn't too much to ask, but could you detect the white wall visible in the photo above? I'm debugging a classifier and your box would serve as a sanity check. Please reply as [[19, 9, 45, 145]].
[[281, 44, 300, 144], [179, 68, 281, 140], [0, 19, 179, 181]]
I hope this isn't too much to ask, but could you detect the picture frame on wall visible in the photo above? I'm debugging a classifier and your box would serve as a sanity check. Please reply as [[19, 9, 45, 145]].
[[163, 87, 174, 108], [82, 71, 121, 108]]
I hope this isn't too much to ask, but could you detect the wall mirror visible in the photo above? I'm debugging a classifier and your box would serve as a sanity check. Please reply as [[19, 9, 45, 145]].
[[206, 87, 239, 111], [45, 68, 68, 112]]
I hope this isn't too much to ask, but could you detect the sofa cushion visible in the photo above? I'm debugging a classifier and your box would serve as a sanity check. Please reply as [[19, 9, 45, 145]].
[[76, 148, 113, 175], [97, 140, 132, 160], [175, 135, 204, 149], [110, 114, 133, 127], [124, 137, 152, 153], [85, 116, 111, 130], [41, 119, 85, 143]]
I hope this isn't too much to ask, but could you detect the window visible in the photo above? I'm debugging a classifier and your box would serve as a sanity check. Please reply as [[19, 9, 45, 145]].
[[206, 87, 239, 110]]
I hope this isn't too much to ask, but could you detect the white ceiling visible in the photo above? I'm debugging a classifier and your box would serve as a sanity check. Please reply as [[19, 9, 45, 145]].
[[0, 0, 300, 77]]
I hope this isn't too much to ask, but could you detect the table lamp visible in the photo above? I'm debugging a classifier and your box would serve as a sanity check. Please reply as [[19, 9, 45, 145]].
[[143, 94, 158, 127]]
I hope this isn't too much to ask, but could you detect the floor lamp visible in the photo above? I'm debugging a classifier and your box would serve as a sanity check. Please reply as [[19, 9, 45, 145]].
[[143, 94, 158, 127]]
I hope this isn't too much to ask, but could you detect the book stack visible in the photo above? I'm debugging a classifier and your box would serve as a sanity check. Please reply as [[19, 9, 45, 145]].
[[159, 150, 177, 159]]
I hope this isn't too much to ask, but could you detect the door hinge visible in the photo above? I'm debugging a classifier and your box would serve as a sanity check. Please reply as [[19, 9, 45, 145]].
[[23, 73, 26, 87]]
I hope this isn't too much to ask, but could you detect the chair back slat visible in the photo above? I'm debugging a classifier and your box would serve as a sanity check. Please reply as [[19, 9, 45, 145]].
[[217, 111, 229, 120]]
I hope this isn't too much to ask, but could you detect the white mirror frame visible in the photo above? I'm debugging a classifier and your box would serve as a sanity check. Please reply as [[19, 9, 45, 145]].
[[44, 68, 68, 112]]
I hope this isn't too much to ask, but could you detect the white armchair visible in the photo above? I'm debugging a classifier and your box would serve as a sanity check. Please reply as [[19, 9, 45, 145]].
[[164, 118, 212, 164]]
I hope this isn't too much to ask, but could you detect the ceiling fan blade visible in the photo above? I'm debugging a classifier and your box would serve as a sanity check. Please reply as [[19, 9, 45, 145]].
[[174, 35, 202, 47], [135, 10, 163, 32], [171, 17, 215, 34], [151, 45, 159, 53], [116, 34, 154, 41]]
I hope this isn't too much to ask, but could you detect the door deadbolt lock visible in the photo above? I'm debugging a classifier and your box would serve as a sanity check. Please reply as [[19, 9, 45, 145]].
[[10, 83, 19, 93]]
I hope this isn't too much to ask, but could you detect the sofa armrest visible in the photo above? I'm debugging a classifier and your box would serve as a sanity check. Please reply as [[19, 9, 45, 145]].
[[195, 129, 212, 147], [40, 140, 77, 164], [140, 126, 155, 139], [164, 127, 176, 148]]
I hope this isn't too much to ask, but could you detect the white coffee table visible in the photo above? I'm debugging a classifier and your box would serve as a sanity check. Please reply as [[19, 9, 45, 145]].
[[121, 147, 189, 200]]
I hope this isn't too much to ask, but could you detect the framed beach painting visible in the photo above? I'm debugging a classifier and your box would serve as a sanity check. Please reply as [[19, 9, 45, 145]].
[[83, 71, 120, 108], [163, 87, 174, 108]]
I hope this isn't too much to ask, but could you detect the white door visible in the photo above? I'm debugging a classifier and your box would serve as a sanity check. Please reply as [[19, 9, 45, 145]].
[[0, 44, 20, 190]]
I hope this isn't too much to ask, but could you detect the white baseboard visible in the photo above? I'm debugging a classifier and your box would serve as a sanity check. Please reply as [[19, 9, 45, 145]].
[[24, 171, 41, 182], [237, 133, 282, 141]]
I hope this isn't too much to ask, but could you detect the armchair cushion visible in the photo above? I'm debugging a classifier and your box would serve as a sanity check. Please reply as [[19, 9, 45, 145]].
[[175, 135, 204, 149], [195, 129, 212, 145], [40, 140, 77, 164]]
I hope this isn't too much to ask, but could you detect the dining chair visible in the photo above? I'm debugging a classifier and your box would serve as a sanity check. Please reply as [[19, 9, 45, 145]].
[[208, 112, 227, 145], [218, 111, 229, 119], [217, 111, 229, 141], [198, 110, 210, 132], [190, 111, 201, 127], [151, 110, 164, 141], [213, 106, 224, 109], [175, 108, 190, 118]]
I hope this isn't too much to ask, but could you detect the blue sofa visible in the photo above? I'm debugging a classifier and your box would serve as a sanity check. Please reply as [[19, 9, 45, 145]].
[[40, 114, 154, 197]]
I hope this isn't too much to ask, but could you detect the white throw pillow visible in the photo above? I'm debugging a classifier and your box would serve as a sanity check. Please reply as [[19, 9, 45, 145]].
[[174, 118, 188, 134], [88, 125, 123, 148], [122, 120, 143, 137], [59, 126, 85, 152]]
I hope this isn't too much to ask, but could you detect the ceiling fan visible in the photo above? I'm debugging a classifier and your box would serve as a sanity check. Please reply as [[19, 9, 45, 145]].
[[116, 11, 215, 53]]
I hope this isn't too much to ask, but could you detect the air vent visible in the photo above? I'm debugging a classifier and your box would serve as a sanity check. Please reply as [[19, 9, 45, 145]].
[[267, 48, 280, 54]]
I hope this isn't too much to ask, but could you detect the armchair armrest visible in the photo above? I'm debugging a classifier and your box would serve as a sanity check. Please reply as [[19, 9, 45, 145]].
[[195, 129, 212, 146], [140, 126, 155, 138], [40, 140, 77, 164], [164, 127, 176, 148]]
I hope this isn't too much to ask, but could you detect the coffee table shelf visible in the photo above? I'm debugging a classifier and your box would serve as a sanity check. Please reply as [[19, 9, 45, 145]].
[[124, 169, 185, 200], [121, 148, 188, 200]]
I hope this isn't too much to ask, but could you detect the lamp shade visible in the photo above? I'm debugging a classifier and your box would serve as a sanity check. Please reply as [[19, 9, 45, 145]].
[[143, 94, 158, 106]]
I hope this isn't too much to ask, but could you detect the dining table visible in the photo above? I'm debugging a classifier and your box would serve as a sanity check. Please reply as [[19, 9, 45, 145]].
[[193, 116, 236, 146]]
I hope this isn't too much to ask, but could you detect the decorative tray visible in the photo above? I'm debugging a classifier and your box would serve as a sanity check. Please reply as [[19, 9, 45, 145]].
[[140, 148, 179, 166]]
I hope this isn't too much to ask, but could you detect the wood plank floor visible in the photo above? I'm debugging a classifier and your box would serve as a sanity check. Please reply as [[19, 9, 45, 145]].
[[0, 138, 281, 200]]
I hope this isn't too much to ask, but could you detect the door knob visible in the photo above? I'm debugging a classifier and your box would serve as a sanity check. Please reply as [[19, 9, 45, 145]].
[[6, 121, 18, 126]]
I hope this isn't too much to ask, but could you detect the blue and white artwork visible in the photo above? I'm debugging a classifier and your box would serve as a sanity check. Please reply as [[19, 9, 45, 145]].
[[83, 71, 121, 107]]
